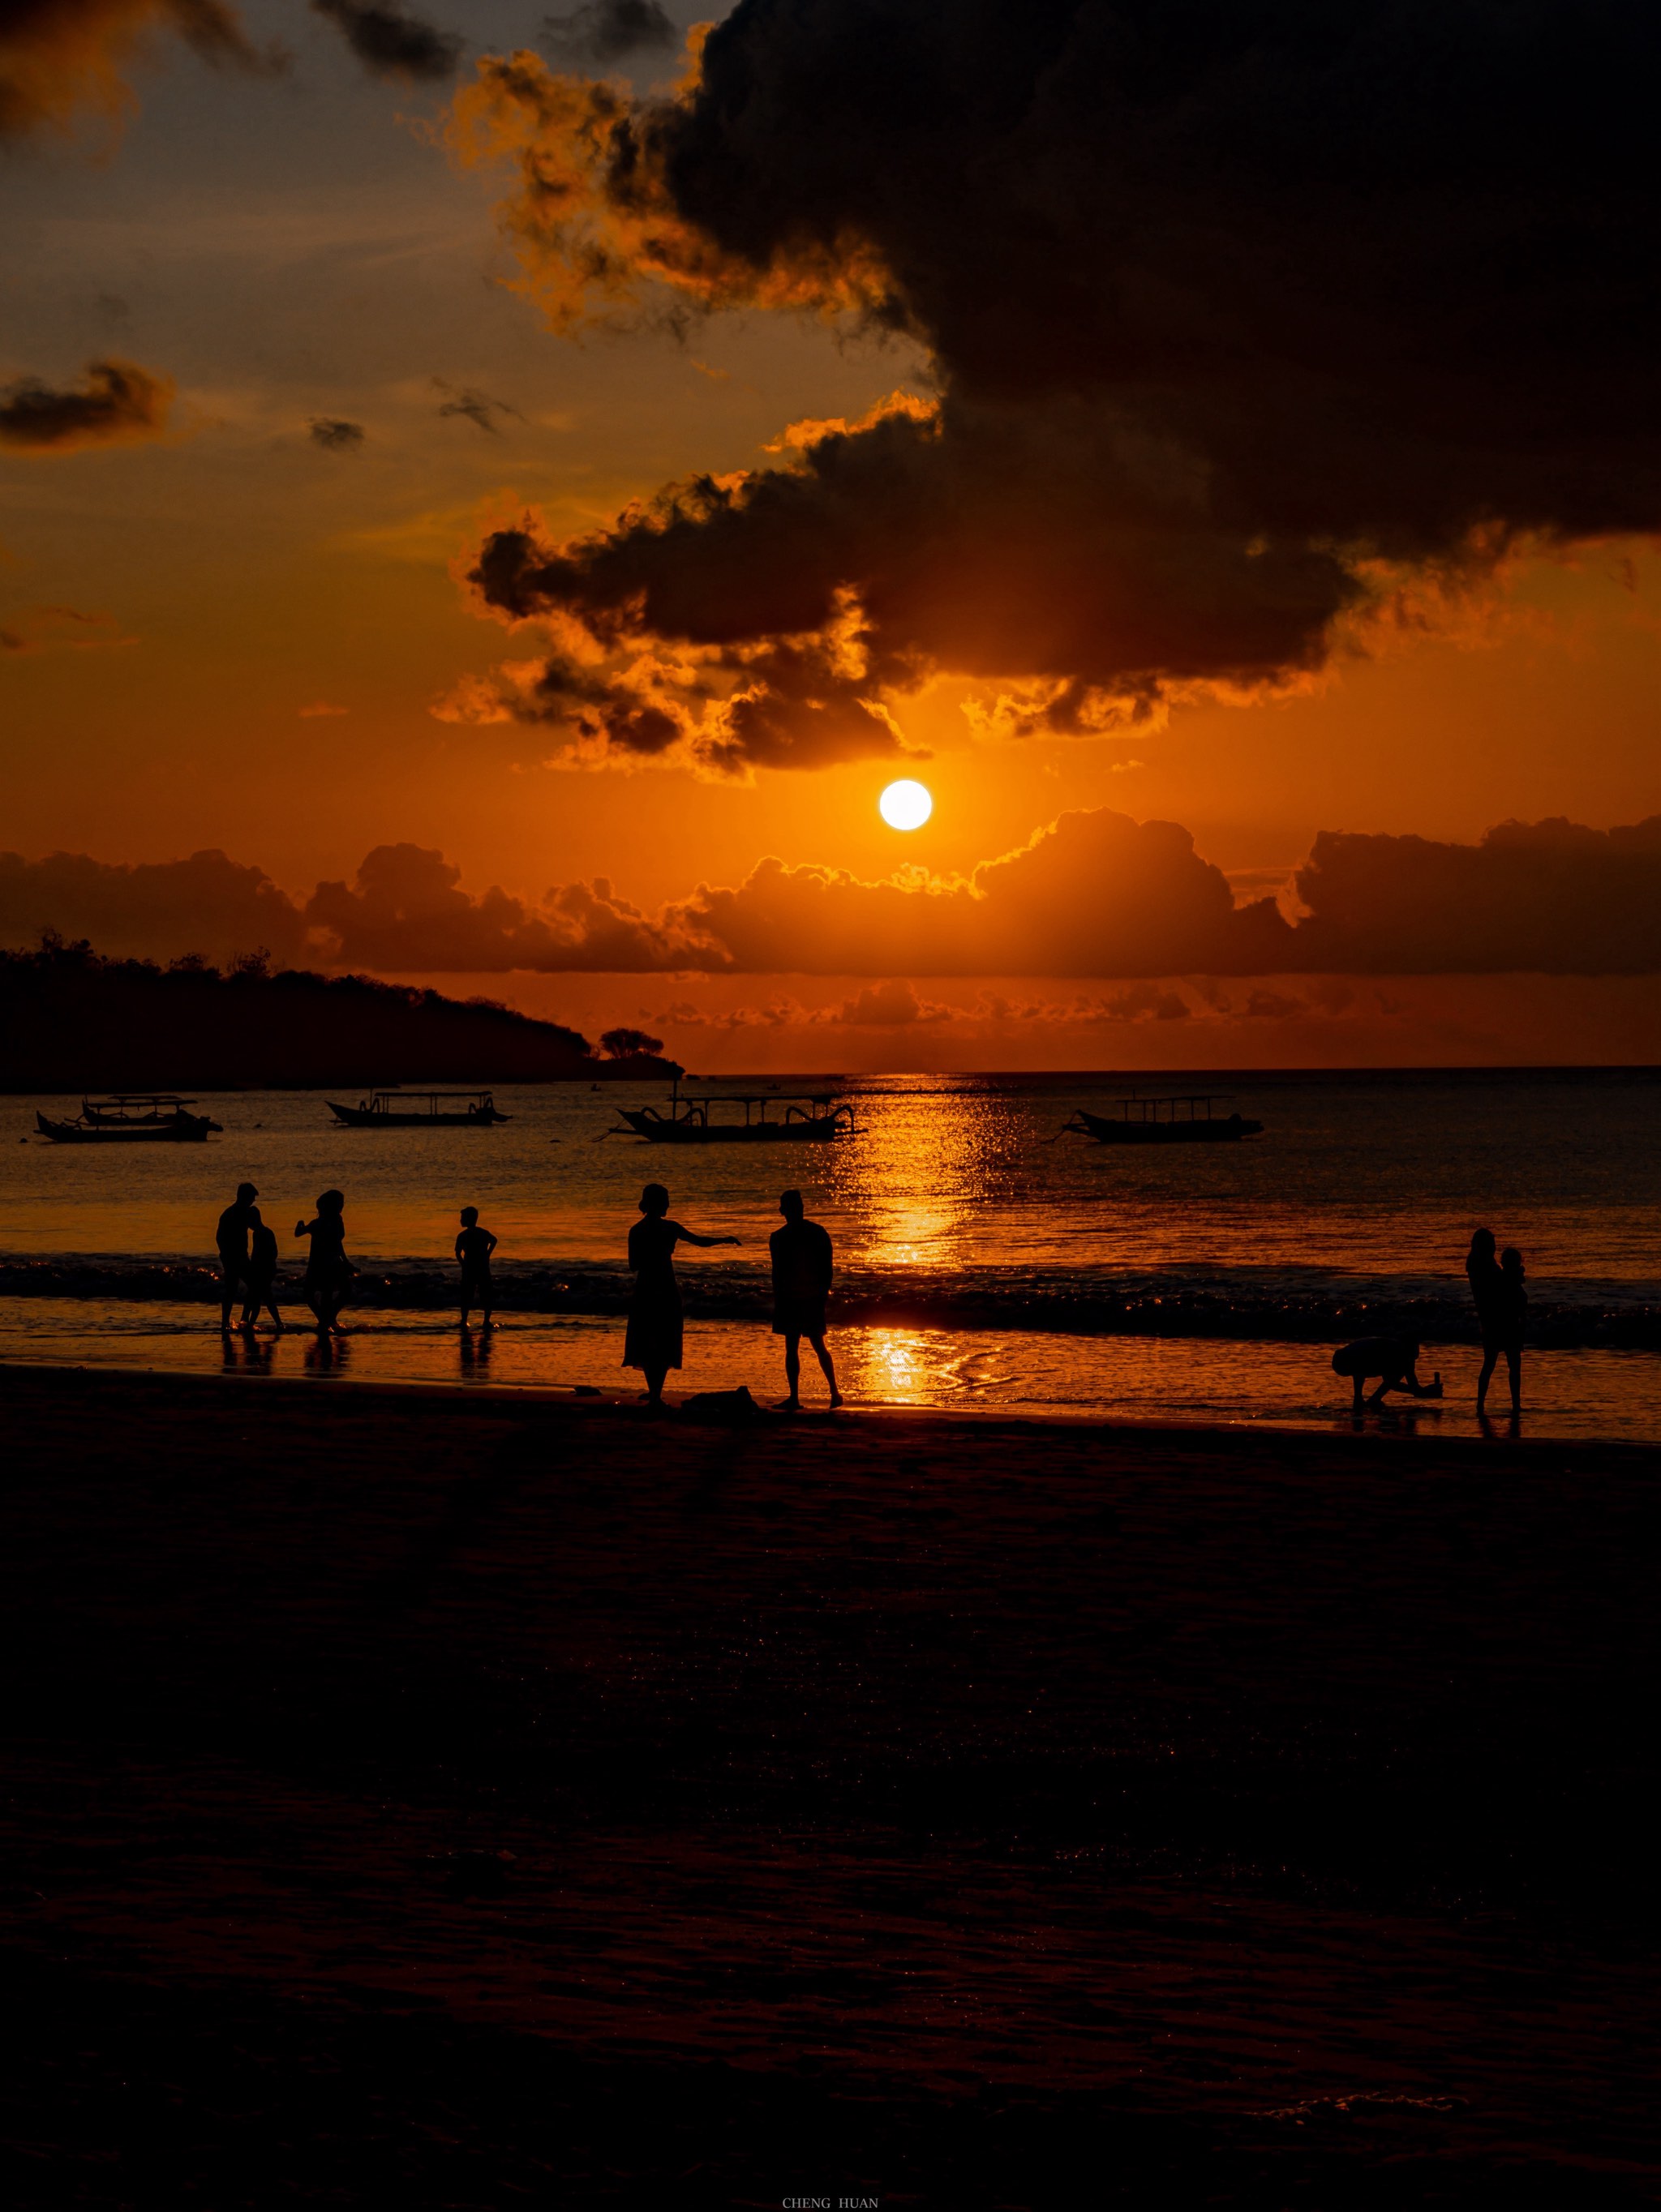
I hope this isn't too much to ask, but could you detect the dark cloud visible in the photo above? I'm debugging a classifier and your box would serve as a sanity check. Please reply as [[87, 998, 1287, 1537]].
[[539, 0, 675, 67], [434, 379, 522, 435], [1291, 817, 1661, 975], [463, 499, 925, 774], [11, 814, 1661, 979], [308, 0, 458, 81], [682, 809, 1293, 975], [0, 0, 275, 135], [0, 848, 307, 965], [0, 358, 173, 452], [307, 415, 365, 452], [452, 2, 1661, 748], [304, 842, 705, 971]]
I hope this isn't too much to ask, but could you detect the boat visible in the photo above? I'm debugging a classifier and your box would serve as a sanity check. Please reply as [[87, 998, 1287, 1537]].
[[327, 1090, 509, 1128], [36, 1095, 222, 1143], [1060, 1095, 1264, 1144], [609, 1086, 856, 1145]]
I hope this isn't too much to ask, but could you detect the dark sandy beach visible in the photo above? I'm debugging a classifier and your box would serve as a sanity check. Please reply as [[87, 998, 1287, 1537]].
[[1, 1365, 1657, 2207]]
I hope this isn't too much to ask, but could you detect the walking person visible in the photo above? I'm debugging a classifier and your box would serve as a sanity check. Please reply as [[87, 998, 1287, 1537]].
[[455, 1206, 498, 1331], [215, 1181, 261, 1332], [238, 1220, 284, 1335], [770, 1189, 842, 1410], [1466, 1226, 1517, 1415], [294, 1189, 354, 1336], [624, 1183, 739, 1406]]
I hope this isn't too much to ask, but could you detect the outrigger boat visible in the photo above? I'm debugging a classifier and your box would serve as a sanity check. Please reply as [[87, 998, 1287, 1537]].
[[328, 1090, 509, 1128], [609, 1084, 856, 1145], [36, 1094, 221, 1143], [1061, 1094, 1264, 1145]]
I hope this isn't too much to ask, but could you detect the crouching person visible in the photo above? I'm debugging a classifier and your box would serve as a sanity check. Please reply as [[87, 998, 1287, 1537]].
[[1332, 1335, 1443, 1412]]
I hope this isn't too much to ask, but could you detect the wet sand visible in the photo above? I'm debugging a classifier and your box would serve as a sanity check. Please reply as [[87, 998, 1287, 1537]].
[[1, 1365, 1657, 2207]]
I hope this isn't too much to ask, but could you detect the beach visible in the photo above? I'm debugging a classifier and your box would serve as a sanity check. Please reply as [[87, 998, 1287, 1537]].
[[2, 1364, 1656, 2206]]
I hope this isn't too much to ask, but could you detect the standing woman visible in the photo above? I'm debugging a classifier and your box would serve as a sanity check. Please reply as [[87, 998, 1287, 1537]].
[[295, 1188, 355, 1336], [1466, 1225, 1508, 1414], [624, 1182, 739, 1404]]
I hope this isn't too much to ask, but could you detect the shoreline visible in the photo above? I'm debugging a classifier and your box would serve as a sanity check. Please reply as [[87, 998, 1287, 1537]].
[[0, 1354, 1652, 1466]]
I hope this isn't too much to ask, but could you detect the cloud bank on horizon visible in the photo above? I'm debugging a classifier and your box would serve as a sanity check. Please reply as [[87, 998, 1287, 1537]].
[[446, 0, 1661, 774], [6, 812, 1661, 979]]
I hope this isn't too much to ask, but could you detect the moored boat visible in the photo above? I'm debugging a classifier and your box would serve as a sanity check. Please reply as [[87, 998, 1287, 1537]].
[[1062, 1095, 1264, 1144], [328, 1090, 509, 1128], [36, 1095, 222, 1143], [610, 1087, 856, 1144]]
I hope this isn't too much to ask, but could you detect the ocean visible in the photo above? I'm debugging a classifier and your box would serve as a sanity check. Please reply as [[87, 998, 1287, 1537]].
[[3, 1070, 1658, 1439]]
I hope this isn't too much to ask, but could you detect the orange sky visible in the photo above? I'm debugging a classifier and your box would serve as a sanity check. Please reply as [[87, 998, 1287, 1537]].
[[3, 1, 1659, 1066]]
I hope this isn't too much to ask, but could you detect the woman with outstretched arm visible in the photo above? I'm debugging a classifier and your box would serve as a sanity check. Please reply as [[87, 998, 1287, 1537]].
[[624, 1182, 739, 1405]]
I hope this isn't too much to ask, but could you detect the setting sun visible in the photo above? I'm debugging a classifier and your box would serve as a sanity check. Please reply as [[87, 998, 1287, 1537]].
[[879, 779, 934, 830]]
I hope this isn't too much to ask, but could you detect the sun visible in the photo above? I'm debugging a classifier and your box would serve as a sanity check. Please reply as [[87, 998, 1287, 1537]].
[[879, 778, 933, 830]]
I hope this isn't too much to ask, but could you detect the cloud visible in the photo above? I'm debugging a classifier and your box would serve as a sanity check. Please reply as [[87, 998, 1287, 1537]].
[[303, 842, 707, 971], [0, 848, 308, 965], [447, 6, 1661, 754], [830, 979, 951, 1027], [10, 812, 1661, 979], [539, 0, 675, 68], [434, 379, 522, 435], [309, 0, 460, 82], [0, 604, 134, 654], [1291, 817, 1661, 975], [0, 0, 274, 136], [308, 416, 365, 452], [682, 809, 1292, 976], [298, 700, 348, 717], [0, 359, 173, 452], [460, 502, 928, 775]]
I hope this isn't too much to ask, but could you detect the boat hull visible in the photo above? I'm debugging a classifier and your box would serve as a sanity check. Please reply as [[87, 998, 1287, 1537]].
[[618, 1111, 843, 1144], [36, 1113, 216, 1143], [327, 1104, 508, 1127], [1073, 1112, 1262, 1144]]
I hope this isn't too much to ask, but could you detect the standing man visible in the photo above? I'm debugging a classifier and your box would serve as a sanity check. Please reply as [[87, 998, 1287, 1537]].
[[454, 1205, 499, 1331], [770, 1189, 842, 1410], [215, 1181, 261, 1332]]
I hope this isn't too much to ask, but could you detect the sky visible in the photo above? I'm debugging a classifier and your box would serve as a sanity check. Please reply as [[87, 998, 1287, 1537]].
[[3, 0, 1660, 1069]]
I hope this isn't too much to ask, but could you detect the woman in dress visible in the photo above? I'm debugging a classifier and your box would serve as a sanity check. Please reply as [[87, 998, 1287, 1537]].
[[624, 1182, 739, 1404], [294, 1188, 355, 1335], [1466, 1226, 1513, 1414]]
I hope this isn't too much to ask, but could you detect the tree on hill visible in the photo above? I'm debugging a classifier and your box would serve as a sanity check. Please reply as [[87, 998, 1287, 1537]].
[[599, 1026, 664, 1060]]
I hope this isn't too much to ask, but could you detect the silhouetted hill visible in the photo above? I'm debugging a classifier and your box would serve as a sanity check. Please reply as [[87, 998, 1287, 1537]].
[[0, 939, 680, 1091]]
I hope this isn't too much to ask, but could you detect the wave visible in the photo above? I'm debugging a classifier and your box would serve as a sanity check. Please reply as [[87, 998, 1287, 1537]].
[[2, 1257, 1658, 1350]]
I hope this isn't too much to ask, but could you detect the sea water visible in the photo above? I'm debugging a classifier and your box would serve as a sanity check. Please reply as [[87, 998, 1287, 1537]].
[[2, 1070, 1656, 1438]]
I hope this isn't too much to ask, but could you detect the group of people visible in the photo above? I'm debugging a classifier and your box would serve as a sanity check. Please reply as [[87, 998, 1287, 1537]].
[[211, 1178, 843, 1411], [1333, 1226, 1528, 1417], [213, 1183, 496, 1340], [217, 1180, 1531, 1418]]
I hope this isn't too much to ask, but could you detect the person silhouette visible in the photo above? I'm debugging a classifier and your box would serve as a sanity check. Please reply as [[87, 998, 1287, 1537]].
[[770, 1189, 842, 1410], [454, 1206, 498, 1330], [238, 1220, 284, 1335], [624, 1183, 739, 1406], [215, 1181, 261, 1332], [294, 1189, 354, 1335], [1466, 1227, 1510, 1413], [1479, 1245, 1527, 1417]]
